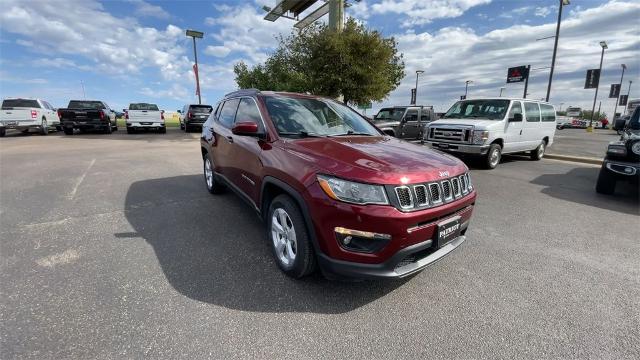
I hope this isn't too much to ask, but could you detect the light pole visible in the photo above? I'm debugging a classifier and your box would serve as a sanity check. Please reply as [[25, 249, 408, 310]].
[[186, 29, 204, 105], [612, 64, 626, 122], [499, 87, 506, 97], [414, 70, 424, 105], [559, 102, 564, 112], [546, 0, 570, 102], [464, 80, 473, 99], [624, 80, 633, 114], [80, 80, 86, 99], [589, 41, 607, 130]]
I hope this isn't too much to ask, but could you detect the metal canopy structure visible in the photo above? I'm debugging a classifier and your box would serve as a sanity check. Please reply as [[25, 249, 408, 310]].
[[264, 0, 354, 31], [264, 0, 320, 22], [294, 2, 329, 29]]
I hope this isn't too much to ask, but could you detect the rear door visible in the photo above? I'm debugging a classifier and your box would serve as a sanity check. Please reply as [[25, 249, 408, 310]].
[[523, 102, 542, 150], [400, 108, 420, 139], [211, 98, 240, 180], [228, 97, 265, 203], [503, 101, 524, 152], [539, 103, 557, 145]]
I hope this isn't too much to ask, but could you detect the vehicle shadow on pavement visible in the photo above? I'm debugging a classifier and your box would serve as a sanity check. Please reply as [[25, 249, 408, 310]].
[[121, 175, 407, 314], [60, 129, 199, 142], [530, 167, 639, 215]]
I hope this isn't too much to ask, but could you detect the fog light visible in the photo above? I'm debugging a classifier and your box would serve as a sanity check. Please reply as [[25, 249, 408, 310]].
[[625, 167, 633, 174], [334, 227, 391, 253]]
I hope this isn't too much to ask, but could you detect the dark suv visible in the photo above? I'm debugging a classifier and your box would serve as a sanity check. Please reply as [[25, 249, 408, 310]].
[[597, 107, 640, 194], [200, 90, 476, 279]]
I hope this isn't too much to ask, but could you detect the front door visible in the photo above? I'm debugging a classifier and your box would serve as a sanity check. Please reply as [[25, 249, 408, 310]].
[[503, 101, 524, 153], [400, 108, 420, 139]]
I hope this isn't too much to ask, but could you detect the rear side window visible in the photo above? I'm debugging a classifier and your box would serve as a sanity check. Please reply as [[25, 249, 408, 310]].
[[540, 104, 556, 122], [218, 99, 240, 128], [235, 98, 263, 130], [2, 99, 40, 109], [525, 102, 541, 122], [420, 111, 431, 122]]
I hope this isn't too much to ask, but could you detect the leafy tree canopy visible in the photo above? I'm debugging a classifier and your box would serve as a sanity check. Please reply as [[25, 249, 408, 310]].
[[233, 19, 405, 107]]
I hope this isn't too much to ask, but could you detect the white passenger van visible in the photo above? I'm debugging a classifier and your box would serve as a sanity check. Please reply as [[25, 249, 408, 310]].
[[425, 98, 556, 169]]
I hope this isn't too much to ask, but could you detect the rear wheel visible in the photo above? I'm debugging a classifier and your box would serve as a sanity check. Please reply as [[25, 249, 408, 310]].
[[40, 118, 48, 135], [0, 128, 5, 137], [484, 143, 502, 169], [63, 127, 74, 135], [126, 127, 135, 134], [530, 141, 545, 161], [159, 127, 166, 134], [595, 165, 616, 194], [104, 123, 112, 134], [267, 195, 316, 278]]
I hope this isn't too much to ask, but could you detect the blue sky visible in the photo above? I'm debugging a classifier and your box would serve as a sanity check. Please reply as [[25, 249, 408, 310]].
[[0, 0, 638, 117]]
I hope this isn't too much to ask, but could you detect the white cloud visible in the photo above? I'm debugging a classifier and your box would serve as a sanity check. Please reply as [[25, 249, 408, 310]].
[[348, 0, 370, 19], [204, 45, 231, 58], [127, 0, 170, 19], [372, 0, 492, 27], [534, 6, 553, 17]]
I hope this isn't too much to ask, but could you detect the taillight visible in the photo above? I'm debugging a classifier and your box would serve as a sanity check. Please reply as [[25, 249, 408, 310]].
[[125, 111, 129, 120], [161, 112, 164, 120], [57, 110, 62, 119], [99, 110, 105, 120], [188, 112, 193, 119], [31, 110, 37, 119]]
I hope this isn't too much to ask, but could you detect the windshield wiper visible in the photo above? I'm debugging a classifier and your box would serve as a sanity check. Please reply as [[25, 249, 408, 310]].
[[278, 131, 323, 138], [330, 130, 374, 136]]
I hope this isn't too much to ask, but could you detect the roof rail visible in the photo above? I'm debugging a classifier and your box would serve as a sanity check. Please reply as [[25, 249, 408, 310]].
[[224, 88, 260, 98]]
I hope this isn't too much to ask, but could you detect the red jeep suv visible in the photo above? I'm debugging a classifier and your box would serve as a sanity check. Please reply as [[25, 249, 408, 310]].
[[200, 90, 476, 279]]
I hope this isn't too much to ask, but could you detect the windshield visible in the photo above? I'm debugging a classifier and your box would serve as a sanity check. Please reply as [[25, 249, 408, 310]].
[[2, 99, 40, 109], [264, 95, 380, 137], [68, 100, 104, 109], [129, 103, 159, 111], [443, 100, 510, 120], [189, 105, 213, 113], [374, 107, 406, 121]]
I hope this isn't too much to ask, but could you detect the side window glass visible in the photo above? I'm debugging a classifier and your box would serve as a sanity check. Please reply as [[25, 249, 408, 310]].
[[525, 102, 540, 122], [420, 111, 431, 122], [541, 104, 556, 122], [218, 99, 240, 128], [235, 98, 263, 131], [405, 109, 418, 122], [508, 101, 522, 120]]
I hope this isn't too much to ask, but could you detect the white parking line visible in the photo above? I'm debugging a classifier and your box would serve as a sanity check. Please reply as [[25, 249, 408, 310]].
[[68, 158, 96, 200]]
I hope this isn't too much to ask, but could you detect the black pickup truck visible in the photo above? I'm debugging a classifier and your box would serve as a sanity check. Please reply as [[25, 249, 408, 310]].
[[58, 100, 118, 135], [596, 106, 640, 194]]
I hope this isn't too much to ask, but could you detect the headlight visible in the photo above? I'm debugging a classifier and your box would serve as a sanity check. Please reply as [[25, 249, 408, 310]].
[[607, 145, 627, 156], [632, 141, 640, 155], [317, 175, 389, 205], [472, 130, 489, 144]]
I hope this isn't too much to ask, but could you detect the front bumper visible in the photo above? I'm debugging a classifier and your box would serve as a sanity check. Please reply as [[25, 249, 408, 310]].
[[305, 182, 476, 279], [603, 159, 640, 181], [426, 141, 489, 155]]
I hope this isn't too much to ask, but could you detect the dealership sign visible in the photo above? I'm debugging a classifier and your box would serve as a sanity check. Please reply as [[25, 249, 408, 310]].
[[584, 69, 600, 89], [507, 66, 530, 83], [609, 84, 621, 98], [619, 95, 628, 106]]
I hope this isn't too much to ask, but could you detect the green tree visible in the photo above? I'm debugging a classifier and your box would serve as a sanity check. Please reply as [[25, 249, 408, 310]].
[[233, 19, 405, 106]]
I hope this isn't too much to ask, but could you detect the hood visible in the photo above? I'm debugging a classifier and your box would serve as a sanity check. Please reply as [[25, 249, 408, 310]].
[[430, 118, 501, 129], [371, 119, 400, 128], [284, 136, 467, 185]]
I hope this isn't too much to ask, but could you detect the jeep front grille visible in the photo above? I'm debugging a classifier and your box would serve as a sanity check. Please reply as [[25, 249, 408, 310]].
[[392, 172, 473, 211]]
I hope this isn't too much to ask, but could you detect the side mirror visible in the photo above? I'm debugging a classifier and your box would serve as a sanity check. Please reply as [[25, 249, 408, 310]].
[[177, 110, 182, 114], [110, 109, 115, 113], [232, 121, 263, 138], [613, 118, 626, 131], [122, 109, 127, 112], [509, 113, 523, 122]]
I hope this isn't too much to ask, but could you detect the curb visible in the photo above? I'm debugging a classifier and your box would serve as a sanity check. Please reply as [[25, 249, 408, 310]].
[[545, 153, 603, 165]]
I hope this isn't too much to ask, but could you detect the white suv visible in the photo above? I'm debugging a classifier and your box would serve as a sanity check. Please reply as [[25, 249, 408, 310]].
[[425, 98, 556, 169]]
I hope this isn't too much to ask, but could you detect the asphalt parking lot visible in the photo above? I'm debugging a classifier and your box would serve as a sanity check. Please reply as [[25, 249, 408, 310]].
[[548, 128, 620, 159], [1, 130, 639, 359]]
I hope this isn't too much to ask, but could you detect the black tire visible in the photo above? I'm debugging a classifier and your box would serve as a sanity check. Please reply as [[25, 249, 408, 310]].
[[530, 141, 545, 161], [113, 125, 118, 131], [267, 194, 316, 278], [104, 123, 112, 134], [203, 153, 224, 194], [185, 125, 190, 133], [596, 165, 616, 195], [63, 127, 74, 135], [484, 143, 502, 169], [180, 122, 185, 130], [0, 128, 5, 137], [126, 127, 134, 134], [40, 118, 48, 135], [159, 127, 166, 134]]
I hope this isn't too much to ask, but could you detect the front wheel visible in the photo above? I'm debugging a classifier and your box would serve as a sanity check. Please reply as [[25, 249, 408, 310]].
[[203, 155, 224, 194], [484, 143, 502, 169], [595, 165, 616, 194], [267, 195, 316, 278], [530, 141, 545, 161]]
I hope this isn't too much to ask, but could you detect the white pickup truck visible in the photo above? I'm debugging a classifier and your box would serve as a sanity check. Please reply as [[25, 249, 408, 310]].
[[0, 98, 60, 137], [125, 103, 165, 134]]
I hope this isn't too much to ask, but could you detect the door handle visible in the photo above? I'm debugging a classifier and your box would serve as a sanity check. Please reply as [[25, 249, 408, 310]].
[[226, 136, 234, 143]]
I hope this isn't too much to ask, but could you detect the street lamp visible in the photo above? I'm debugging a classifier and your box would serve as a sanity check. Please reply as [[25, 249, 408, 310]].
[[186, 29, 204, 105], [545, 0, 569, 102], [559, 102, 564, 112], [589, 41, 607, 130], [499, 87, 506, 97], [464, 80, 473, 98], [611, 64, 627, 122], [414, 70, 424, 105]]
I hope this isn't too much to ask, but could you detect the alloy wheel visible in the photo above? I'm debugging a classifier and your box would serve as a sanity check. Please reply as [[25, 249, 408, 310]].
[[271, 208, 297, 267]]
